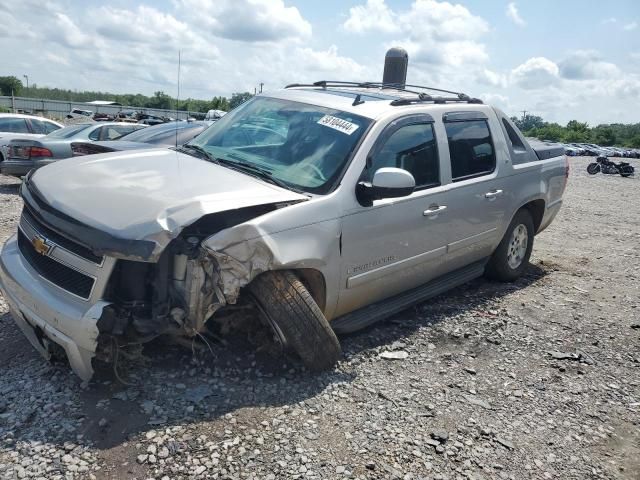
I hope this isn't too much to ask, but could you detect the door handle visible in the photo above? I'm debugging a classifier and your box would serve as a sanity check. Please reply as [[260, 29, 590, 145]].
[[423, 205, 447, 217], [484, 189, 503, 199]]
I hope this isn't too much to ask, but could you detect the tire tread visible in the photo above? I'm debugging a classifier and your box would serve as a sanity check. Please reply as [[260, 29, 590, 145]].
[[249, 271, 341, 371]]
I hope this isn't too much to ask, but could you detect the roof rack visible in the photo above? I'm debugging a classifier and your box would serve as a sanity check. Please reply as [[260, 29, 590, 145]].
[[284, 80, 483, 105]]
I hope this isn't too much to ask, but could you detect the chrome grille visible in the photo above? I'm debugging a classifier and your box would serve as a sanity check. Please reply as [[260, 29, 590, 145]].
[[17, 229, 95, 299], [21, 208, 103, 264]]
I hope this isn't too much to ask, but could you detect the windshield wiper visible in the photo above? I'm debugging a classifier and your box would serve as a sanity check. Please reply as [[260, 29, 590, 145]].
[[216, 158, 302, 193], [177, 144, 219, 163]]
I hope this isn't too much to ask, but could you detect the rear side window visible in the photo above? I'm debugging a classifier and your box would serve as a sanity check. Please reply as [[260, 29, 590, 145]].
[[88, 126, 102, 141], [43, 121, 61, 134], [367, 123, 439, 189], [29, 119, 47, 134], [0, 118, 29, 133], [30, 119, 59, 135], [445, 120, 495, 181], [502, 118, 526, 152]]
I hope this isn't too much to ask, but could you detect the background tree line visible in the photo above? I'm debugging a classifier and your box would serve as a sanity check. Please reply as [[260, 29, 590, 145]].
[[511, 114, 640, 148], [0, 75, 253, 113]]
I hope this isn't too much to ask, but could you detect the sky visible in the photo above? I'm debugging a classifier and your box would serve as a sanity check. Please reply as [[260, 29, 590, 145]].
[[1, 0, 639, 125]]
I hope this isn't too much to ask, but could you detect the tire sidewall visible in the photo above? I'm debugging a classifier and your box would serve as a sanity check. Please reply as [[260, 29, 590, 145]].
[[487, 209, 535, 281]]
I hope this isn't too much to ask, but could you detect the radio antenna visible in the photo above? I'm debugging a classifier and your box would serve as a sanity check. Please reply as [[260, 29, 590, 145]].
[[175, 49, 181, 149]]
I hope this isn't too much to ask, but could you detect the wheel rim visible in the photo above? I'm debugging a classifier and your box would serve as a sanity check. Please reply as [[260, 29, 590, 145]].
[[507, 224, 528, 269]]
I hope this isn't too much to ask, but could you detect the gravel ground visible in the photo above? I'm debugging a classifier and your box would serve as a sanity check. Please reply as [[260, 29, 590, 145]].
[[0, 156, 639, 480]]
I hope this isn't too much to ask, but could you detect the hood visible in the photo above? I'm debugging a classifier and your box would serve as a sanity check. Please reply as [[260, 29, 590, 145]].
[[29, 148, 308, 256]]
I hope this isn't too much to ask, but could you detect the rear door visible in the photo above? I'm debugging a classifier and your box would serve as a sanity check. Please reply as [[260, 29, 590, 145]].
[[439, 112, 508, 270], [336, 114, 451, 317], [0, 117, 30, 134]]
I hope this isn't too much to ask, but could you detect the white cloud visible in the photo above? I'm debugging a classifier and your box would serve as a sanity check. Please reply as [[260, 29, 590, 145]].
[[506, 3, 525, 26], [343, 0, 399, 34], [344, 0, 490, 68], [602, 17, 617, 24], [0, 0, 337, 97], [49, 13, 94, 49], [400, 0, 489, 43], [477, 68, 508, 88], [510, 57, 559, 89], [2, 0, 638, 125], [610, 76, 640, 98], [623, 21, 637, 31], [558, 50, 620, 80], [177, 0, 311, 42], [480, 92, 509, 111]]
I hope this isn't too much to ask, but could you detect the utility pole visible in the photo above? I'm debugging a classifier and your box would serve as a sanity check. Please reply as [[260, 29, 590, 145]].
[[259, 82, 264, 93], [23, 75, 29, 92], [520, 110, 527, 121]]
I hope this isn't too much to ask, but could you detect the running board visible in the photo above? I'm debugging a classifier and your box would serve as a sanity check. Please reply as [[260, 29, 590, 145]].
[[331, 260, 487, 334]]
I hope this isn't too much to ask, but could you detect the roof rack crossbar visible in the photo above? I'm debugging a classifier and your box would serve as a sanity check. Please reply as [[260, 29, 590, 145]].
[[287, 80, 466, 97], [390, 97, 483, 106], [284, 81, 482, 105]]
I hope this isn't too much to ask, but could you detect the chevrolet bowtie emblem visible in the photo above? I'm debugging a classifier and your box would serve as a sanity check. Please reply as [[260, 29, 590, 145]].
[[32, 236, 51, 256]]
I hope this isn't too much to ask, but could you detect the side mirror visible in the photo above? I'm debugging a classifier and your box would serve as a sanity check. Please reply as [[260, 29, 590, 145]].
[[356, 167, 415, 206]]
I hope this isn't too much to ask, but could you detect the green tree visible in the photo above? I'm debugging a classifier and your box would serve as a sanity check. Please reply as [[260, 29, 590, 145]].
[[592, 127, 616, 146], [530, 123, 564, 142], [0, 76, 23, 96], [229, 92, 253, 110], [563, 129, 590, 143], [210, 96, 229, 111], [512, 114, 544, 132], [566, 120, 589, 132], [148, 91, 174, 110], [626, 135, 640, 148], [564, 120, 590, 143]]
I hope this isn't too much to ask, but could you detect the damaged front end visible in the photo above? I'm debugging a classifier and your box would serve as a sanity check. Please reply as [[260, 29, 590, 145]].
[[13, 173, 307, 379], [93, 204, 296, 371]]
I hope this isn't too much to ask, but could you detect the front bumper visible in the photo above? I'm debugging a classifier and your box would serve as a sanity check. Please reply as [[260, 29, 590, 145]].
[[0, 234, 109, 380]]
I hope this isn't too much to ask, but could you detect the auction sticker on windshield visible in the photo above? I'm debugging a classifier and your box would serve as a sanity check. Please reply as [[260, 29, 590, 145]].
[[317, 115, 359, 135]]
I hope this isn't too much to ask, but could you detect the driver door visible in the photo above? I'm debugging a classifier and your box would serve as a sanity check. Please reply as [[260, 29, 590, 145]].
[[336, 116, 451, 317]]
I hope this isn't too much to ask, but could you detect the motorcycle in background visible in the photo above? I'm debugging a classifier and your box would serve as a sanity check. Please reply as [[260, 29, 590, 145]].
[[587, 156, 634, 177]]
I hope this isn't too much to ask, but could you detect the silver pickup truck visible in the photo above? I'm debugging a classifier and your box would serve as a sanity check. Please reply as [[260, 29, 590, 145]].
[[0, 81, 568, 380]]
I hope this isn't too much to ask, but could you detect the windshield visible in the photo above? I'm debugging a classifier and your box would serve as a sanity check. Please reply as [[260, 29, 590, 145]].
[[45, 124, 92, 139], [190, 96, 372, 194]]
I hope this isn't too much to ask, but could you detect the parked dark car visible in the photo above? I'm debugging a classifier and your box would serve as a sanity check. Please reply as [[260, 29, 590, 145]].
[[69, 121, 212, 156]]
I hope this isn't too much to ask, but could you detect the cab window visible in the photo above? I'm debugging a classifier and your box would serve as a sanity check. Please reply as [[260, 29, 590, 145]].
[[445, 120, 495, 181], [366, 123, 439, 189]]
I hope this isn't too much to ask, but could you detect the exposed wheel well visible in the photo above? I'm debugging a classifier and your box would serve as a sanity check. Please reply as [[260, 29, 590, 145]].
[[521, 199, 545, 233], [293, 268, 327, 312]]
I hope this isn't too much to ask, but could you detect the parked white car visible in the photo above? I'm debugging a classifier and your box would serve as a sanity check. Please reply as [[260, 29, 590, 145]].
[[0, 113, 63, 163], [66, 108, 94, 120], [204, 109, 227, 121]]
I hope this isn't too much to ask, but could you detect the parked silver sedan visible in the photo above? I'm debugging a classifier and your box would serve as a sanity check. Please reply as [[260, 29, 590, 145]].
[[0, 113, 63, 164], [0, 122, 147, 177]]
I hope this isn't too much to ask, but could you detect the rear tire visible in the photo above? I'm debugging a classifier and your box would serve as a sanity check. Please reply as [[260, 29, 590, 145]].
[[587, 163, 600, 175], [485, 209, 535, 282], [249, 271, 341, 371], [620, 165, 634, 178]]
